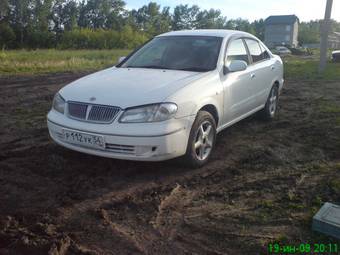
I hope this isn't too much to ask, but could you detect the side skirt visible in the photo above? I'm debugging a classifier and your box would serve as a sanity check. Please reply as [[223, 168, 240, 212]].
[[216, 105, 265, 134]]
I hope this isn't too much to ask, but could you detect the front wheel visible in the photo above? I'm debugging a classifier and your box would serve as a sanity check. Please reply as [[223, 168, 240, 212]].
[[184, 111, 216, 168]]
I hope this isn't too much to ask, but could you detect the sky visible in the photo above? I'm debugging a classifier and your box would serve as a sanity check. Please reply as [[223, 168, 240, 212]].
[[125, 0, 340, 22]]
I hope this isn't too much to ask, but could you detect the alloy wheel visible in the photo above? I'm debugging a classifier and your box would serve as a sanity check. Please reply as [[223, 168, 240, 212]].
[[269, 87, 278, 116], [194, 120, 214, 161]]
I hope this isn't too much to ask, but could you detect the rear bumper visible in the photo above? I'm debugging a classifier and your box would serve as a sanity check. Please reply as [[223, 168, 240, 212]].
[[47, 113, 194, 161], [332, 54, 340, 62]]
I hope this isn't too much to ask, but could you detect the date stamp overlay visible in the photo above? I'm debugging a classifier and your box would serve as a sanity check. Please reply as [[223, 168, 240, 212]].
[[267, 243, 338, 254], [267, 203, 340, 254]]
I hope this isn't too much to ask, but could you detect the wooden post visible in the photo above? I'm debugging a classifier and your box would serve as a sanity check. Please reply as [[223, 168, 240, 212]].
[[319, 0, 333, 72]]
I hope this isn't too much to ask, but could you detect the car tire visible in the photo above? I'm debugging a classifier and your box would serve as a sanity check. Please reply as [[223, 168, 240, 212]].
[[183, 111, 216, 168], [259, 84, 279, 121]]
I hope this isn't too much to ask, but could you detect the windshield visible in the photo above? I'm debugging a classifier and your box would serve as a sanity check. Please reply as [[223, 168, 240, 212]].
[[120, 36, 223, 72]]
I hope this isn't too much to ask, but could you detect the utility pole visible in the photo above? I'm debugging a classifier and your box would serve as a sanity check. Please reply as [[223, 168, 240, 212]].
[[319, 0, 333, 72]]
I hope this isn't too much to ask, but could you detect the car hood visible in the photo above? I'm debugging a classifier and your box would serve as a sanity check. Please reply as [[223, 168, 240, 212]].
[[60, 67, 208, 108]]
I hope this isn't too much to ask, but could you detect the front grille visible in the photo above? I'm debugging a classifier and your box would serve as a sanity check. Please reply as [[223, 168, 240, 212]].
[[68, 102, 88, 119], [88, 105, 120, 123], [67, 102, 120, 123]]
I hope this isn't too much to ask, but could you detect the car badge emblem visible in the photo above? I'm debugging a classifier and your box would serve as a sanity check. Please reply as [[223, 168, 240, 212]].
[[89, 97, 96, 102]]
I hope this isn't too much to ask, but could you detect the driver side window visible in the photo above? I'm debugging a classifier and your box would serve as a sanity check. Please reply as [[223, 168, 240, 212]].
[[226, 39, 249, 65], [129, 42, 168, 67]]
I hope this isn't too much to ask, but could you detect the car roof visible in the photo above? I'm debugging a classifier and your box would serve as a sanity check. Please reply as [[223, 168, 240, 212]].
[[157, 29, 254, 39]]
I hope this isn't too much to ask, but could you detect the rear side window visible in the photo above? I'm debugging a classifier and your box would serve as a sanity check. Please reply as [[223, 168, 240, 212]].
[[259, 43, 271, 60], [244, 39, 263, 63], [226, 39, 249, 64]]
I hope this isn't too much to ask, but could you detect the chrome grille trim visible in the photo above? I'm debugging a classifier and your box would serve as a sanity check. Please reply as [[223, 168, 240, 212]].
[[67, 101, 120, 124], [88, 105, 119, 123]]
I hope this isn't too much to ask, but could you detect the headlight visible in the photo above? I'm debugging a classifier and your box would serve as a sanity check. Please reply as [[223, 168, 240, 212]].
[[52, 93, 65, 114], [119, 103, 178, 123]]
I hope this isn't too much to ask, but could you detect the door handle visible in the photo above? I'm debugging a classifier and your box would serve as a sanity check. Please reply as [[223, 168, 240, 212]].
[[271, 66, 275, 70], [251, 73, 256, 79]]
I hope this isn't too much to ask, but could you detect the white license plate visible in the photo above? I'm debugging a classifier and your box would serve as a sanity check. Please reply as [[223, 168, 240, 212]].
[[62, 129, 104, 149]]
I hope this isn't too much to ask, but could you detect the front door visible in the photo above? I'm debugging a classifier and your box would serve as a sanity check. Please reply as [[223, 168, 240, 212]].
[[220, 38, 256, 125], [244, 38, 274, 107]]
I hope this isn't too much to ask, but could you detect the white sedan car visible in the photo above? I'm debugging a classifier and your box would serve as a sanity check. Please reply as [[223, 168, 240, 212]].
[[47, 30, 284, 167], [332, 50, 340, 62]]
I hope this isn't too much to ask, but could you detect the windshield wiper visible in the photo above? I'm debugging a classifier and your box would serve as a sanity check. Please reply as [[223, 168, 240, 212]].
[[126, 65, 172, 70], [125, 66, 211, 72], [177, 67, 211, 72]]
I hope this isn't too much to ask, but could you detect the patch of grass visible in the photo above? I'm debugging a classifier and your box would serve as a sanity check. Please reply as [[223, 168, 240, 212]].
[[259, 200, 275, 209], [287, 202, 305, 210], [329, 180, 340, 194], [336, 118, 340, 126], [276, 234, 289, 243], [256, 200, 283, 222], [318, 100, 340, 113], [301, 199, 323, 228], [0, 49, 131, 75], [284, 55, 340, 80]]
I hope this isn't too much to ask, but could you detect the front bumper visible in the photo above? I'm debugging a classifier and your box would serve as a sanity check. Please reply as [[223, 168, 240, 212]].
[[278, 78, 284, 94], [47, 110, 194, 161]]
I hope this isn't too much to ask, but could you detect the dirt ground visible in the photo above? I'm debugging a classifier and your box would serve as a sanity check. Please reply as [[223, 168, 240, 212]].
[[0, 72, 339, 255]]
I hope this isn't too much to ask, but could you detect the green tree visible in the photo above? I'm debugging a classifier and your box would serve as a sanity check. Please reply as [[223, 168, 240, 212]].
[[63, 0, 79, 30], [0, 22, 15, 48], [157, 7, 172, 33], [196, 9, 226, 29], [131, 2, 159, 32], [172, 4, 200, 30], [79, 0, 119, 29], [298, 20, 320, 44], [78, 0, 87, 28], [225, 18, 255, 34], [32, 0, 53, 31], [4, 0, 338, 50], [106, 0, 126, 30], [51, 0, 66, 46], [330, 19, 340, 33], [130, 2, 170, 36], [253, 19, 265, 40], [8, 0, 31, 46], [24, 0, 54, 48], [0, 0, 9, 21]]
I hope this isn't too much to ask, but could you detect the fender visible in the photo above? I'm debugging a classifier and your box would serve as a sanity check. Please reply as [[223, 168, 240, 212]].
[[166, 71, 224, 120]]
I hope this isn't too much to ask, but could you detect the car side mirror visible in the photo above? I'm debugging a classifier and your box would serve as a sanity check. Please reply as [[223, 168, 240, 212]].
[[226, 60, 248, 73], [118, 56, 126, 64]]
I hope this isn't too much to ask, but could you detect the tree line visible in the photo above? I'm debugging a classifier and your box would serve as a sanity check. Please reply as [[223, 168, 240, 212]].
[[0, 0, 339, 49]]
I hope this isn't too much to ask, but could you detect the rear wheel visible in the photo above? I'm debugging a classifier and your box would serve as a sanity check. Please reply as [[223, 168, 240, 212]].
[[259, 85, 279, 120], [184, 111, 216, 168]]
